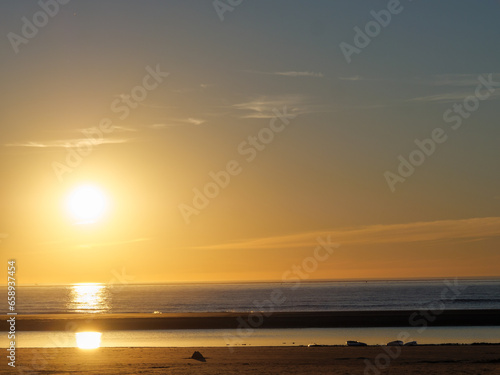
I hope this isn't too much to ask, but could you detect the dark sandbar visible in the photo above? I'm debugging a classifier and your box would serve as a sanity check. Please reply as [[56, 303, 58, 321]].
[[2, 309, 499, 331]]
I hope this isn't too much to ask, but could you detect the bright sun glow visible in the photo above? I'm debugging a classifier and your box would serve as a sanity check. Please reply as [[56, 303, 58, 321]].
[[69, 283, 109, 313], [75, 332, 102, 349], [66, 185, 108, 224]]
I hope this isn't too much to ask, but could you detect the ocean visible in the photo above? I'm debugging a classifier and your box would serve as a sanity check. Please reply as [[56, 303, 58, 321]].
[[2, 278, 500, 314]]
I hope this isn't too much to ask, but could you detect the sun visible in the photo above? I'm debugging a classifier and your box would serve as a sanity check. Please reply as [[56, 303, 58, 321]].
[[66, 185, 108, 224]]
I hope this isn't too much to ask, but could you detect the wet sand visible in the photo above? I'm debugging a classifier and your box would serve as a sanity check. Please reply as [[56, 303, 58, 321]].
[[2, 345, 500, 374]]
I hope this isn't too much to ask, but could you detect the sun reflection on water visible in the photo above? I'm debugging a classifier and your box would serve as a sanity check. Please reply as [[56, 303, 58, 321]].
[[75, 332, 102, 349], [67, 283, 110, 313]]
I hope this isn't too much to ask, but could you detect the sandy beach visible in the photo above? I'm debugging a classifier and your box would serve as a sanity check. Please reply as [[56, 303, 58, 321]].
[[2, 345, 499, 374]]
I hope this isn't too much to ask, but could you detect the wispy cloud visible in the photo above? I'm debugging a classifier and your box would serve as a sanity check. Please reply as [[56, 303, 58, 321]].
[[407, 92, 475, 104], [4, 138, 130, 148], [185, 118, 205, 125], [406, 73, 500, 103], [274, 71, 324, 78], [193, 217, 500, 250], [338, 75, 364, 81], [233, 94, 328, 119], [244, 70, 324, 78], [408, 90, 500, 104], [4, 141, 52, 148], [113, 125, 138, 132], [147, 117, 206, 129], [148, 123, 171, 129]]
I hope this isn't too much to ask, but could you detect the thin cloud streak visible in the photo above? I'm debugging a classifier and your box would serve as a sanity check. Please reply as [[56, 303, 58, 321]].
[[338, 75, 364, 81], [274, 71, 324, 78], [194, 217, 500, 250], [147, 117, 206, 129], [233, 95, 328, 119], [4, 138, 131, 148], [244, 70, 325, 78], [407, 90, 500, 104]]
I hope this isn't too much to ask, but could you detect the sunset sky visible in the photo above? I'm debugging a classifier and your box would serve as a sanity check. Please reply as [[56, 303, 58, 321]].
[[1, 0, 499, 284]]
